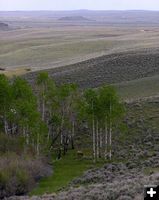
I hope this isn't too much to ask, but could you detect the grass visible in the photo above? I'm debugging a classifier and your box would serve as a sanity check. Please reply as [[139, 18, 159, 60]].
[[0, 67, 31, 77], [0, 39, 113, 69], [1, 23, 159, 71], [31, 150, 104, 195], [115, 75, 159, 100], [0, 26, 115, 70]]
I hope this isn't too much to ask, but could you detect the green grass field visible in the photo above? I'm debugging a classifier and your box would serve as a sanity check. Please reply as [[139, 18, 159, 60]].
[[115, 75, 159, 100], [31, 150, 104, 195]]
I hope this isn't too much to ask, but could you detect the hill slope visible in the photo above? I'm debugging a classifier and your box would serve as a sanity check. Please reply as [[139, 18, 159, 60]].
[[0, 22, 9, 30], [25, 48, 159, 87]]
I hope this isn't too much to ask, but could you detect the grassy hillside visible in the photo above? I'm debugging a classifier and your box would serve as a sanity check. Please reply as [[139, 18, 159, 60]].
[[116, 75, 159, 100], [23, 49, 159, 101], [1, 20, 159, 72]]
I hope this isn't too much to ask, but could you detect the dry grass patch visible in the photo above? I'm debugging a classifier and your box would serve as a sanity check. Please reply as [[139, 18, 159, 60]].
[[0, 67, 31, 77]]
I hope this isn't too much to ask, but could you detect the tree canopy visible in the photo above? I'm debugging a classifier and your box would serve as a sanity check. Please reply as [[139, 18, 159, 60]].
[[0, 72, 125, 161]]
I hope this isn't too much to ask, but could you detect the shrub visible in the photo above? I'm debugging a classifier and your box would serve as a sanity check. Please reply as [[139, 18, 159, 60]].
[[0, 155, 52, 199], [0, 133, 52, 199]]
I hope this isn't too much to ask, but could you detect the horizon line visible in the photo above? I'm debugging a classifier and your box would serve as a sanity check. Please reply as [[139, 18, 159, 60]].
[[1, 9, 159, 12]]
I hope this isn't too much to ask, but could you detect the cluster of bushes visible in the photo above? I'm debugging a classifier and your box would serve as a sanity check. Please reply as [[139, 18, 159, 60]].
[[0, 134, 52, 199], [0, 155, 52, 199]]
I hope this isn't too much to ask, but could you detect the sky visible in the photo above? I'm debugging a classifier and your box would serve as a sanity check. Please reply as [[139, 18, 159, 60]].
[[1, 0, 159, 11]]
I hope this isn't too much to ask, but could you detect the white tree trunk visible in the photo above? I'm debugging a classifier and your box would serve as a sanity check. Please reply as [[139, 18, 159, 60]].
[[71, 120, 75, 149], [60, 129, 63, 145], [48, 124, 51, 141], [72, 120, 75, 137], [37, 132, 40, 156], [4, 117, 8, 134], [60, 105, 65, 145], [60, 111, 64, 145], [109, 102, 112, 160], [23, 127, 25, 136], [99, 128, 102, 158], [92, 117, 96, 163], [96, 120, 99, 160], [104, 122, 108, 160], [11, 123, 16, 134], [41, 84, 45, 121], [109, 123, 112, 160], [42, 98, 45, 121], [26, 126, 29, 145]]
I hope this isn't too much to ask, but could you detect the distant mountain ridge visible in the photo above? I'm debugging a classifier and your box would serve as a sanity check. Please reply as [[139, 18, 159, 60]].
[[1, 10, 159, 25], [58, 16, 92, 21]]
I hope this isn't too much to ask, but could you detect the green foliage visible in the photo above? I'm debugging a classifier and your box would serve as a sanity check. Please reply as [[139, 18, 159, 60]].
[[79, 85, 125, 124], [0, 168, 10, 185], [36, 72, 56, 103], [0, 72, 126, 160], [36, 72, 49, 85], [16, 169, 30, 190], [0, 75, 12, 133], [0, 74, 12, 111], [99, 85, 125, 123], [0, 70, 128, 199], [12, 77, 35, 102], [30, 120, 49, 155], [78, 85, 125, 161], [0, 74, 50, 155], [84, 89, 98, 116]]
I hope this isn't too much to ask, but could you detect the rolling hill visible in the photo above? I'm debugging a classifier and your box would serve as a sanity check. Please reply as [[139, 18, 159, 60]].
[[0, 22, 9, 30], [58, 16, 91, 21]]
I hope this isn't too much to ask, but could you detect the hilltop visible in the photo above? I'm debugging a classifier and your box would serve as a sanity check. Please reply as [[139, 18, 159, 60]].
[[0, 22, 9, 30], [58, 16, 92, 21]]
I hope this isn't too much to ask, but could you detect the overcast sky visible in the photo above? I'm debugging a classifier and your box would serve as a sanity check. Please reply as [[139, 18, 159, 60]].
[[1, 0, 159, 11]]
